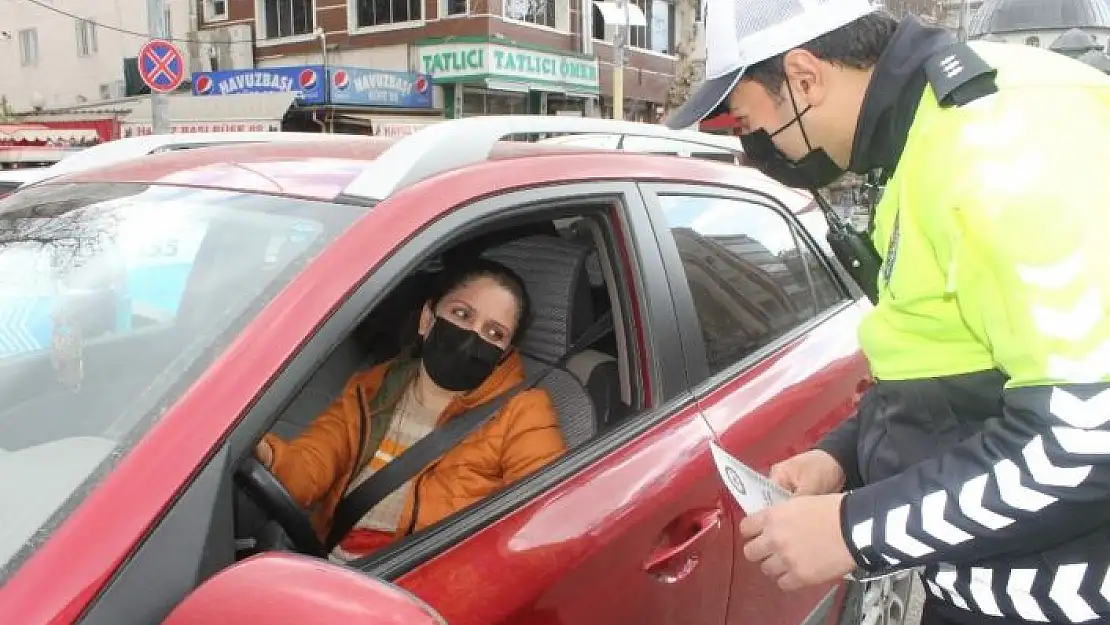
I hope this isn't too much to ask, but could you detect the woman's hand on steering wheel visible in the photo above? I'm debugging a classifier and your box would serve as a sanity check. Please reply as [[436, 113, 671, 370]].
[[256, 439, 274, 467], [235, 454, 326, 558]]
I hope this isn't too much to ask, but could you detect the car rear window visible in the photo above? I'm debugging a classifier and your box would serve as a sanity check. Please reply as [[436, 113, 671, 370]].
[[0, 182, 361, 580]]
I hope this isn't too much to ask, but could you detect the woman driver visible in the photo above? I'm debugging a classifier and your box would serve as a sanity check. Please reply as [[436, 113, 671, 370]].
[[256, 257, 565, 562]]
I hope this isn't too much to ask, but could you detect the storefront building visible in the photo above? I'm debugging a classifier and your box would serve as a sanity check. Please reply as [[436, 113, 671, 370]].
[[187, 65, 442, 136], [416, 38, 600, 118], [119, 92, 293, 137]]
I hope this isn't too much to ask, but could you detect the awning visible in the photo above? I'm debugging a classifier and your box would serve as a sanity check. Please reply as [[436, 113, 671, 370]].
[[485, 79, 532, 93], [0, 124, 99, 143], [593, 1, 648, 27], [120, 92, 295, 134], [365, 116, 442, 138], [331, 113, 444, 138], [483, 79, 595, 97]]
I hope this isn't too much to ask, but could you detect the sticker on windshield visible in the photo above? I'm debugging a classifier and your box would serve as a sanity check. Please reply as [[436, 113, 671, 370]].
[[50, 308, 84, 392], [288, 220, 321, 244]]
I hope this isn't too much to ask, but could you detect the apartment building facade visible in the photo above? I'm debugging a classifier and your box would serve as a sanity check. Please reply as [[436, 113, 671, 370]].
[[203, 0, 684, 120], [2, 0, 686, 126], [0, 0, 199, 113]]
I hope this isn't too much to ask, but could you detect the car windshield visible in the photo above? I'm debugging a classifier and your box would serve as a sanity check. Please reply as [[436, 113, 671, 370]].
[[0, 183, 360, 579]]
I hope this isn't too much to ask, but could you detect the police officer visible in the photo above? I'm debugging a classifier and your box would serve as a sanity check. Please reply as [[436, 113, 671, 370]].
[[665, 2, 1110, 625]]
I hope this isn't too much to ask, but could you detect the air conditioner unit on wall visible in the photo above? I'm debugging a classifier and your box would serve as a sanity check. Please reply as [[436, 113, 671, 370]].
[[189, 23, 256, 74]]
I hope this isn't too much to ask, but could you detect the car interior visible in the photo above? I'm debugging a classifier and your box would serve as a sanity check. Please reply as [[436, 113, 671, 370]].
[[235, 200, 648, 562]]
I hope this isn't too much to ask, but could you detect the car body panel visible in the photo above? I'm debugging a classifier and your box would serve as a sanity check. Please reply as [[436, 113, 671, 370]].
[[162, 554, 448, 625], [397, 403, 732, 625], [699, 305, 869, 625], [0, 140, 858, 625]]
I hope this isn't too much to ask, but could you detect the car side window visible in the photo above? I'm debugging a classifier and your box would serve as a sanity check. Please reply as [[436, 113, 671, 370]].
[[657, 194, 843, 376]]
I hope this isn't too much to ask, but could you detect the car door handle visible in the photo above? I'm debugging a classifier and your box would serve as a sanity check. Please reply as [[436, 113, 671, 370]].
[[642, 508, 723, 579]]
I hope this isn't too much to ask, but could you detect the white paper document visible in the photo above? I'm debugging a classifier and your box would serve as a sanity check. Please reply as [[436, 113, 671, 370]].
[[709, 442, 791, 515], [709, 442, 913, 584]]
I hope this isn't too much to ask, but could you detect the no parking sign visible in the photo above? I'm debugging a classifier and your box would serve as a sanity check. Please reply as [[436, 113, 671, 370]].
[[139, 39, 185, 94]]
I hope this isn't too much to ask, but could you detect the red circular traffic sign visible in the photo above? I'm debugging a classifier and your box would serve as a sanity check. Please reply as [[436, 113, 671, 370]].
[[138, 39, 185, 94]]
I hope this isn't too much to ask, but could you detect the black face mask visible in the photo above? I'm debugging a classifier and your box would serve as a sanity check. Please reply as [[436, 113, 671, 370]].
[[739, 84, 845, 190], [421, 317, 507, 393]]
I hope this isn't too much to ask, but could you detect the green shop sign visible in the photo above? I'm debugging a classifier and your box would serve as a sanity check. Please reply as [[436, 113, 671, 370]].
[[418, 40, 599, 94]]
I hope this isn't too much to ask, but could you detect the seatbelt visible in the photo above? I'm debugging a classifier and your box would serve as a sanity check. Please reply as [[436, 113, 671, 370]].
[[324, 310, 615, 552]]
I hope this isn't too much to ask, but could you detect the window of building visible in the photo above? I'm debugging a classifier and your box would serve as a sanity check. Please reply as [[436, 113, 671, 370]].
[[19, 29, 39, 67], [75, 20, 98, 57], [163, 7, 174, 38], [658, 194, 843, 376], [504, 0, 556, 28], [444, 0, 467, 15], [596, 0, 672, 52], [648, 0, 672, 53], [355, 0, 421, 27], [205, 0, 229, 20], [264, 0, 314, 38], [462, 88, 529, 116]]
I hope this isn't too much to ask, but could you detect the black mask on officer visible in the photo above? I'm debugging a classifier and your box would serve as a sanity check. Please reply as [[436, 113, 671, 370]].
[[739, 81, 844, 190], [421, 317, 506, 392]]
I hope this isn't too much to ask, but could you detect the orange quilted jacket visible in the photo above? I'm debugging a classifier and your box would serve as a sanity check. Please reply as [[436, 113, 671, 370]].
[[264, 351, 565, 541]]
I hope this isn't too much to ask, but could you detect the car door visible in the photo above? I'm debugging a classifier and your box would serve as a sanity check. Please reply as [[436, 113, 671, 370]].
[[640, 183, 873, 625], [357, 182, 735, 625]]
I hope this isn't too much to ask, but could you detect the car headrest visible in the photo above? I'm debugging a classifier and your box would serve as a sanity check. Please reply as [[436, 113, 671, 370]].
[[482, 235, 595, 364]]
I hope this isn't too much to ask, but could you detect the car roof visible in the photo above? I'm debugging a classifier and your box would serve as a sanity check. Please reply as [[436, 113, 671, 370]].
[[48, 117, 813, 212], [538, 131, 742, 154], [17, 131, 359, 186], [0, 169, 44, 184], [48, 137, 603, 198]]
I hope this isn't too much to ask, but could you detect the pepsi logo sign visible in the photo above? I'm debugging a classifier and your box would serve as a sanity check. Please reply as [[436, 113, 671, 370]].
[[194, 74, 213, 94], [299, 68, 318, 90], [414, 75, 429, 94], [332, 69, 350, 90]]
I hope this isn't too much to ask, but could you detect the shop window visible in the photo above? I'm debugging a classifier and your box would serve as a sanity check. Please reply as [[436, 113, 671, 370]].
[[356, 0, 422, 27], [262, 0, 314, 38], [546, 94, 586, 116], [444, 0, 467, 15], [462, 88, 530, 116], [504, 0, 557, 28]]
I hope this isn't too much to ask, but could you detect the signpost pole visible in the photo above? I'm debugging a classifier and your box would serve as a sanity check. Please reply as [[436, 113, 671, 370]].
[[612, 0, 627, 120], [147, 0, 170, 134]]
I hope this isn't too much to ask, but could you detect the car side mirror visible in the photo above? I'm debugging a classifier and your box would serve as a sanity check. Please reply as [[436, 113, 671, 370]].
[[161, 552, 446, 625]]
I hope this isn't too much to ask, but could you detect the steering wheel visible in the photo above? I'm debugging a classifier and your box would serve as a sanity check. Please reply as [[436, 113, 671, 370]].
[[234, 456, 326, 557]]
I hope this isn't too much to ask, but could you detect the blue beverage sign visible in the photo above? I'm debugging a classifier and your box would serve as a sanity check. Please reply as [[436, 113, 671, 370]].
[[328, 67, 433, 108], [191, 65, 326, 104]]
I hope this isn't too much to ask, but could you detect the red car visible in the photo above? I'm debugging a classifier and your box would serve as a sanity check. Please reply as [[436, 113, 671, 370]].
[[0, 118, 900, 625]]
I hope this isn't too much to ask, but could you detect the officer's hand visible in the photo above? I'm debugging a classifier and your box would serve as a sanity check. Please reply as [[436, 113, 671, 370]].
[[740, 493, 855, 590], [769, 450, 846, 496]]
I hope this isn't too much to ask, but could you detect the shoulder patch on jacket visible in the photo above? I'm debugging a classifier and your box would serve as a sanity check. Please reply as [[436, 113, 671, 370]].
[[925, 43, 998, 108]]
